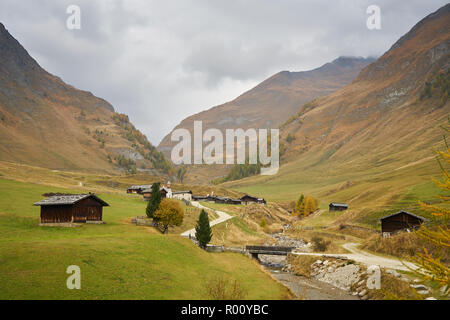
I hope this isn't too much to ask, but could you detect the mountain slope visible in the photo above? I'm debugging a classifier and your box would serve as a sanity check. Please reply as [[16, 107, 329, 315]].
[[0, 23, 171, 174], [158, 56, 375, 157], [224, 4, 450, 224]]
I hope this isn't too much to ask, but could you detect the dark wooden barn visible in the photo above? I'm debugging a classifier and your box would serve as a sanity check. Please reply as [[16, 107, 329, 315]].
[[214, 197, 242, 205], [34, 194, 109, 224], [127, 185, 152, 194], [380, 211, 426, 235], [329, 203, 348, 211], [240, 195, 266, 205], [142, 187, 169, 201]]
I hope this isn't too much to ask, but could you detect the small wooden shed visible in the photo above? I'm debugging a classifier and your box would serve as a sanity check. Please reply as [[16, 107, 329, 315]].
[[380, 211, 426, 234], [172, 190, 193, 201], [214, 196, 242, 205], [240, 195, 266, 205], [142, 187, 169, 201], [34, 194, 109, 224], [127, 185, 152, 194], [329, 203, 348, 211]]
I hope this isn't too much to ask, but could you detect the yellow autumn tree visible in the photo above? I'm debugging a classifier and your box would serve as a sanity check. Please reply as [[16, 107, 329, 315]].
[[413, 118, 449, 296], [295, 194, 305, 216]]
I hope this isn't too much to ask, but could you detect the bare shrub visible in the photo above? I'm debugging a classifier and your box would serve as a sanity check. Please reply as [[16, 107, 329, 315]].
[[311, 236, 331, 252], [204, 277, 248, 300]]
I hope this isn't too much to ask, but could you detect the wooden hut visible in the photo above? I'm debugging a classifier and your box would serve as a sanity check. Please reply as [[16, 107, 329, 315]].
[[329, 203, 348, 211], [214, 196, 242, 205], [34, 194, 109, 224], [172, 190, 193, 201], [142, 187, 170, 201], [127, 185, 152, 194], [240, 195, 266, 205], [380, 211, 426, 235]]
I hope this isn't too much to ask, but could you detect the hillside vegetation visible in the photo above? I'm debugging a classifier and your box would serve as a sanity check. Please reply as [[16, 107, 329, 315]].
[[0, 178, 290, 299], [0, 23, 172, 176], [223, 4, 450, 229]]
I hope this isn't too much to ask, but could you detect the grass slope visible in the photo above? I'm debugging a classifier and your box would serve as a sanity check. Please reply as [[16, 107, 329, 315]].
[[0, 179, 289, 299]]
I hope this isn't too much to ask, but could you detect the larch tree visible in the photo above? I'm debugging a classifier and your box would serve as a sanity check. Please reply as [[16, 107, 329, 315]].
[[413, 119, 450, 296]]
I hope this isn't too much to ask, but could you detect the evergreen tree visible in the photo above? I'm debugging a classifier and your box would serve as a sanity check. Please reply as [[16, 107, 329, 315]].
[[195, 210, 212, 249], [146, 182, 162, 219]]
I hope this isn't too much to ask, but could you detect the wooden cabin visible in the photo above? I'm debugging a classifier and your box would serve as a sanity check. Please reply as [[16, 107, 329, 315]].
[[240, 195, 266, 205], [329, 203, 348, 211], [172, 190, 193, 201], [127, 185, 153, 194], [380, 211, 426, 235], [192, 195, 208, 201], [142, 187, 170, 201], [214, 196, 242, 205], [34, 194, 109, 224]]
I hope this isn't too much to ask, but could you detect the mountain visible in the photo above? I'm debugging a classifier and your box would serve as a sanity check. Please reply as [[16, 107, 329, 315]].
[[158, 56, 375, 157], [0, 23, 171, 175], [224, 4, 450, 223]]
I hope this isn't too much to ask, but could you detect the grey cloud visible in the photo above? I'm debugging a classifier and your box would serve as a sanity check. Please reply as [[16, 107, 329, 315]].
[[0, 0, 447, 144]]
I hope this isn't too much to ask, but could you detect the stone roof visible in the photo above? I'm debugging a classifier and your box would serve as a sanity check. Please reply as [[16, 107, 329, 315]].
[[128, 185, 153, 190], [172, 190, 192, 194], [142, 187, 171, 193], [33, 194, 109, 206], [329, 203, 348, 207], [380, 211, 427, 221]]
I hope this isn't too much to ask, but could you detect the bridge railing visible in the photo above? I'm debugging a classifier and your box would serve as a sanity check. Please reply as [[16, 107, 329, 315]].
[[245, 245, 295, 252]]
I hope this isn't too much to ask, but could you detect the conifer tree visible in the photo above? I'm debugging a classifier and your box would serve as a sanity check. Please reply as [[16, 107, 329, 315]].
[[146, 182, 162, 219], [195, 210, 212, 249]]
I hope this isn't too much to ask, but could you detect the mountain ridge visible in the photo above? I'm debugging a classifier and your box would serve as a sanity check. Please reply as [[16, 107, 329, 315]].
[[223, 3, 449, 222], [158, 56, 375, 157], [0, 22, 171, 175]]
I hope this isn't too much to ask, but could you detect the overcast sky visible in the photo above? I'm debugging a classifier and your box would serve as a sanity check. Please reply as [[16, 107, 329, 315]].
[[0, 0, 447, 144]]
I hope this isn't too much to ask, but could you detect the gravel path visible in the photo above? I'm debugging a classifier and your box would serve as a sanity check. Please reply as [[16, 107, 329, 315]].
[[292, 242, 419, 272], [180, 201, 233, 238]]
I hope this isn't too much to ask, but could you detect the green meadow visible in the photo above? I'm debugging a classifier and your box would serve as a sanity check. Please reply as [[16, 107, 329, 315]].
[[0, 178, 289, 299]]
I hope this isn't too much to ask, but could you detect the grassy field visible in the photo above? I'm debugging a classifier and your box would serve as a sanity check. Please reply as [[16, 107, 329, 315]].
[[224, 149, 446, 230], [0, 178, 290, 299]]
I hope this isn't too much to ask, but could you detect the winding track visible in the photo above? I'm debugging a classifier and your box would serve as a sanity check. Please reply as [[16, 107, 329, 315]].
[[180, 201, 233, 238], [292, 242, 419, 272]]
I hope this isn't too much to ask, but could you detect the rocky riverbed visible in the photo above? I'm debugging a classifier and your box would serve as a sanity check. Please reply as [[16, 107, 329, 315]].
[[257, 230, 358, 300]]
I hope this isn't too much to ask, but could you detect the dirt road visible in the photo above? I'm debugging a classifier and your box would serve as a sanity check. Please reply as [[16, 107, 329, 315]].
[[292, 242, 418, 272], [180, 201, 233, 238]]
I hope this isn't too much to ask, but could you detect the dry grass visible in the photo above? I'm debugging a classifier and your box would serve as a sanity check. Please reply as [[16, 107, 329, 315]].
[[370, 272, 422, 300], [286, 255, 320, 277], [362, 230, 450, 264]]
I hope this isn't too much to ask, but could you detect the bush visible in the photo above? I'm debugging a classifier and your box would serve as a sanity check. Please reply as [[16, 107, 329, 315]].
[[311, 236, 331, 252], [260, 217, 267, 228], [204, 277, 248, 300]]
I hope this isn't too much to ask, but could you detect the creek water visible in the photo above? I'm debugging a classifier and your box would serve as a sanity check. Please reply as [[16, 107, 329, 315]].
[[256, 232, 358, 300]]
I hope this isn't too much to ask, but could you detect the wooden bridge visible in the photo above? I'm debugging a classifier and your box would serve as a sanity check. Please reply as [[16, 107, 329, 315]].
[[245, 245, 295, 259]]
